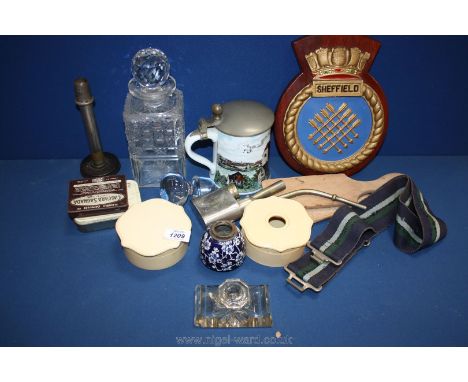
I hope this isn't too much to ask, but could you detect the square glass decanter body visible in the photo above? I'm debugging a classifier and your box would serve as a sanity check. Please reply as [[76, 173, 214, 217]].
[[124, 89, 185, 187]]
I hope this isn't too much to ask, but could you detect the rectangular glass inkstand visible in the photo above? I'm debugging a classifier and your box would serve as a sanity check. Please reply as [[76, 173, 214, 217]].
[[123, 48, 185, 187], [194, 279, 272, 328]]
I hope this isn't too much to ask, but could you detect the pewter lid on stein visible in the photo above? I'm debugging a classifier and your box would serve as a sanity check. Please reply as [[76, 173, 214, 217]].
[[216, 100, 274, 137]]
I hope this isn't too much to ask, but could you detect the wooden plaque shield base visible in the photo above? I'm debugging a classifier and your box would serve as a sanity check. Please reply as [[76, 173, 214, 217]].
[[275, 36, 388, 175]]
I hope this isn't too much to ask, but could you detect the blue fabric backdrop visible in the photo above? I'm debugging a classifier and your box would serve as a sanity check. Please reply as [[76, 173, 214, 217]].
[[0, 35, 467, 159]]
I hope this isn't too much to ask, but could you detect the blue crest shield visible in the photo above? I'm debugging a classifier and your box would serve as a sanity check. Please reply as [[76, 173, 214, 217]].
[[296, 96, 373, 162]]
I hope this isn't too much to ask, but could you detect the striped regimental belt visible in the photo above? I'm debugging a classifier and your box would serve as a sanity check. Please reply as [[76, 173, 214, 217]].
[[285, 175, 448, 292]]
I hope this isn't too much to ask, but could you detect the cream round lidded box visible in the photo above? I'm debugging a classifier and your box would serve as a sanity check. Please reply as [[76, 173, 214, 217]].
[[240, 196, 313, 267], [115, 199, 192, 270]]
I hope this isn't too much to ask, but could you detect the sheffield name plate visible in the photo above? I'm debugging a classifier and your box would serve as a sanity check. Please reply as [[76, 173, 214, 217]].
[[275, 36, 388, 175]]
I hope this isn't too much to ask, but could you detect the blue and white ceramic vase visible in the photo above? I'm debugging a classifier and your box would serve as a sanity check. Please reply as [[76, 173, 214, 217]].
[[200, 220, 246, 272]]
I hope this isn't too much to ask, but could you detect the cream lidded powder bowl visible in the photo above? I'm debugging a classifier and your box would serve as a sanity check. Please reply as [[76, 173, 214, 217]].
[[115, 198, 192, 270], [240, 196, 313, 267]]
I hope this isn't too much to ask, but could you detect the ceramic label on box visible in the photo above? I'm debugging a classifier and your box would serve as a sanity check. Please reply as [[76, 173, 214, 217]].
[[68, 175, 128, 219]]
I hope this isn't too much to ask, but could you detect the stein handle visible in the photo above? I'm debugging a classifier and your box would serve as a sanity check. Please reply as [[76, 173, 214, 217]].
[[185, 128, 219, 176]]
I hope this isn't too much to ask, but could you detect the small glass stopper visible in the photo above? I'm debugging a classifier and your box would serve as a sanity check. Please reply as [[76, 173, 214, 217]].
[[131, 48, 170, 87], [160, 174, 218, 205], [159, 173, 191, 205]]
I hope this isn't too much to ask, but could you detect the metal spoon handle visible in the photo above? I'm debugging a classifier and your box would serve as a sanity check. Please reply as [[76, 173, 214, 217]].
[[250, 180, 286, 201], [280, 189, 367, 210]]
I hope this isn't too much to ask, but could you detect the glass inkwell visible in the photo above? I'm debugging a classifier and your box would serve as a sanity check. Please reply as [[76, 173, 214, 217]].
[[194, 279, 272, 328]]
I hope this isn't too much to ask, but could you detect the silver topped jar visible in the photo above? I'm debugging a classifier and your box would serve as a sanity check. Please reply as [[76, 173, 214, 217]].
[[185, 100, 274, 194]]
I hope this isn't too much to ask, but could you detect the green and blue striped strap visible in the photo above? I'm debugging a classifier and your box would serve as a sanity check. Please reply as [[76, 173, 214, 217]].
[[285, 175, 447, 292]]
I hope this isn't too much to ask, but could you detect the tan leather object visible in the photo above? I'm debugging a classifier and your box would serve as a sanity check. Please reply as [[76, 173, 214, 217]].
[[262, 173, 401, 222]]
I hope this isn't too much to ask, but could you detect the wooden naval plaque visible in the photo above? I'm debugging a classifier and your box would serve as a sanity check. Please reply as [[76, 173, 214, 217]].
[[275, 36, 388, 175]]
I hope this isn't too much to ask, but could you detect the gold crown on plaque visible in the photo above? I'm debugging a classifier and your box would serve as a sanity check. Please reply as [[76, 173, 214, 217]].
[[306, 47, 371, 76]]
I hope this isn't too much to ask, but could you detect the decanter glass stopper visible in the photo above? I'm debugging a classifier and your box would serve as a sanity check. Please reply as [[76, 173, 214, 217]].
[[131, 48, 170, 88]]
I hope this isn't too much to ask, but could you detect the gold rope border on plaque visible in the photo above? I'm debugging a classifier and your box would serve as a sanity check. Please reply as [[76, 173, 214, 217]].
[[283, 83, 384, 173]]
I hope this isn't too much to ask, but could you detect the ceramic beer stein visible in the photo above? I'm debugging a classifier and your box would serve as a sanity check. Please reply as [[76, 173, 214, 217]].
[[184, 100, 274, 195]]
